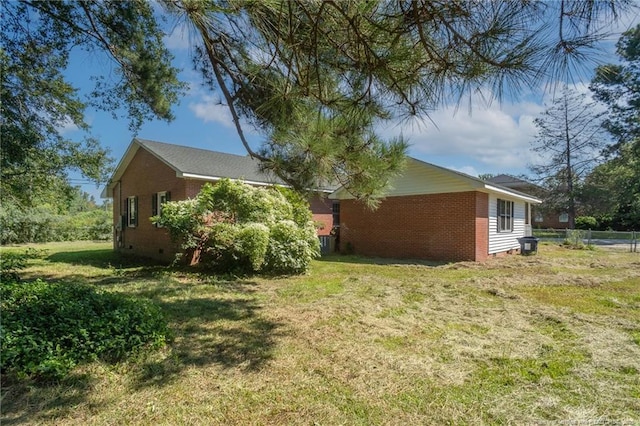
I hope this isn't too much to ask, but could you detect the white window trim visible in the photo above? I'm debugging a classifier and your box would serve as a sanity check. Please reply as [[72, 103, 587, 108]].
[[127, 196, 137, 228], [156, 191, 167, 228], [497, 199, 514, 233]]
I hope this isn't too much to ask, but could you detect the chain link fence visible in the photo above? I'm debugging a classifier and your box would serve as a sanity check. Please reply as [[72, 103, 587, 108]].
[[532, 229, 638, 252]]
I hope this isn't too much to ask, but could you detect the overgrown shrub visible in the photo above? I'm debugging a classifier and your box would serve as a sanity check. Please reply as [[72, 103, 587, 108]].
[[0, 280, 169, 381], [575, 216, 597, 230], [154, 179, 320, 274], [236, 223, 270, 271], [265, 220, 320, 274]]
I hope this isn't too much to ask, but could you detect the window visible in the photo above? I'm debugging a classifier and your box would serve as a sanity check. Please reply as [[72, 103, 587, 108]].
[[497, 199, 514, 232], [332, 201, 340, 227], [534, 212, 544, 222], [559, 212, 569, 223], [152, 191, 171, 227], [127, 196, 138, 227]]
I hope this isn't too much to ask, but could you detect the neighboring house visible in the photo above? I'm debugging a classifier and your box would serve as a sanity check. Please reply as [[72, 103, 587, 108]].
[[329, 159, 541, 262], [485, 174, 569, 229], [101, 138, 337, 261]]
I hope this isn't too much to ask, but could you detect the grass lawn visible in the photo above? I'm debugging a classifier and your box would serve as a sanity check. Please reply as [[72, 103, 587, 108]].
[[1, 241, 639, 425]]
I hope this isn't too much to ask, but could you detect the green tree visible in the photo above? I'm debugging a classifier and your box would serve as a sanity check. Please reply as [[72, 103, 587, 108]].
[[1, 1, 185, 208], [163, 0, 628, 206], [591, 25, 640, 156], [580, 150, 639, 230], [1, 1, 630, 209], [585, 24, 640, 230], [529, 86, 609, 229]]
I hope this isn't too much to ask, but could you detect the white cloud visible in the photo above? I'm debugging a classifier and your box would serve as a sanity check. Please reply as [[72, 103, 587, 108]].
[[57, 116, 81, 135], [447, 165, 480, 178], [382, 98, 544, 170], [189, 95, 234, 128], [188, 94, 262, 139]]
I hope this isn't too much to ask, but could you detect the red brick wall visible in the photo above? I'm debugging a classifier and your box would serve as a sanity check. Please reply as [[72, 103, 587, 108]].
[[339, 191, 489, 262], [309, 195, 334, 236], [115, 148, 184, 262], [532, 208, 570, 229], [474, 192, 489, 261], [185, 179, 207, 199], [114, 151, 334, 261]]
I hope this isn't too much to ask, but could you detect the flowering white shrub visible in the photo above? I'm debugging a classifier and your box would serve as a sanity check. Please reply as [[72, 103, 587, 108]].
[[153, 179, 319, 274]]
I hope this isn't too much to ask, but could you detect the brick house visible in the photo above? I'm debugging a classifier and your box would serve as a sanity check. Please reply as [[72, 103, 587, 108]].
[[329, 159, 541, 262], [485, 174, 570, 229], [101, 138, 337, 262]]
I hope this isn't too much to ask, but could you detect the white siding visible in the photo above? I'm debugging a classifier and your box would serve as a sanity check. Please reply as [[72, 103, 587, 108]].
[[488, 193, 527, 254]]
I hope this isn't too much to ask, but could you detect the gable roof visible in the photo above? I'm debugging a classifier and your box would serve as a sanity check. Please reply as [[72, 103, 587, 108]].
[[485, 174, 545, 192], [136, 138, 282, 184], [103, 138, 325, 198], [329, 158, 541, 203]]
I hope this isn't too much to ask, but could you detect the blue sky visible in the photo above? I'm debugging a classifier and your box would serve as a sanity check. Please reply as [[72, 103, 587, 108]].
[[64, 10, 639, 202]]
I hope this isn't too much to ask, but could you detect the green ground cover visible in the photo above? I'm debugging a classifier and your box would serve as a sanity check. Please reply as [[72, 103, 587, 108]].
[[1, 241, 639, 425]]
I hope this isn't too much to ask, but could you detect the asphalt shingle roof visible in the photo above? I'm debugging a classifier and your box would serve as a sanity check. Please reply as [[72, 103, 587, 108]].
[[136, 138, 284, 185]]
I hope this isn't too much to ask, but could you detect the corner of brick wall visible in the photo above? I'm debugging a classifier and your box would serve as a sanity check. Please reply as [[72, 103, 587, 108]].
[[339, 191, 487, 262]]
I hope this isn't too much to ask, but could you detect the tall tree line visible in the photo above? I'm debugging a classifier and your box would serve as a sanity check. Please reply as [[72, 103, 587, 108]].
[[530, 24, 640, 230], [585, 24, 640, 230]]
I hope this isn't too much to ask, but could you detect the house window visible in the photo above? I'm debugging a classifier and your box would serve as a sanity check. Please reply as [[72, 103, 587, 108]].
[[127, 196, 138, 227], [152, 191, 171, 227], [534, 211, 543, 222], [559, 212, 569, 223], [332, 201, 340, 227], [497, 199, 514, 233]]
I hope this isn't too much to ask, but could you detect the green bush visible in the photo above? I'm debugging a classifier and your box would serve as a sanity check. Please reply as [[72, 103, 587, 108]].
[[155, 180, 320, 274], [575, 216, 597, 230], [0, 280, 169, 381], [265, 220, 320, 274], [0, 203, 112, 244], [236, 223, 270, 271]]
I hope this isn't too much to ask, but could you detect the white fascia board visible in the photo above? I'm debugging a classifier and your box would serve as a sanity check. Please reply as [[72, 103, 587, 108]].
[[179, 173, 280, 187], [180, 173, 334, 193], [483, 184, 542, 204]]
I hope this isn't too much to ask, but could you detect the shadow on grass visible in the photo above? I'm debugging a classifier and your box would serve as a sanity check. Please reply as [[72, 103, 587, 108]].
[[47, 249, 166, 270], [3, 250, 283, 421], [133, 291, 282, 390], [1, 373, 95, 425], [1, 286, 280, 423]]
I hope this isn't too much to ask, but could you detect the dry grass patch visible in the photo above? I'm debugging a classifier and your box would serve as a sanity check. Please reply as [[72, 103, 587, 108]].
[[1, 241, 639, 425]]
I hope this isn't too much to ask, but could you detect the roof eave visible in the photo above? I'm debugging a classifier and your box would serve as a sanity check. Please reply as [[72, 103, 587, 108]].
[[482, 184, 542, 203], [100, 139, 141, 199], [179, 172, 282, 187]]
